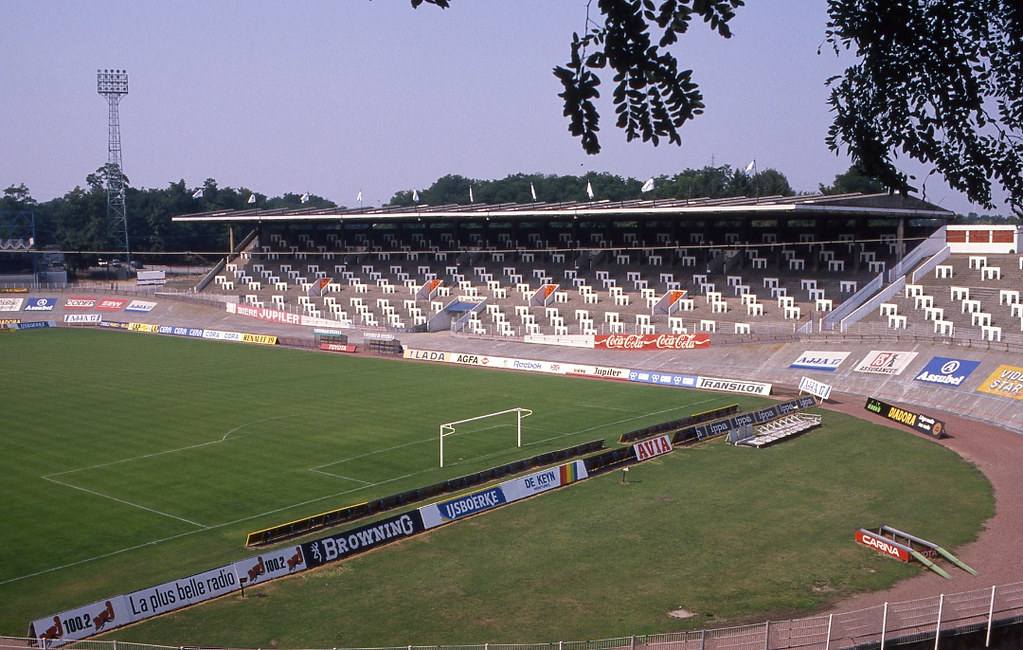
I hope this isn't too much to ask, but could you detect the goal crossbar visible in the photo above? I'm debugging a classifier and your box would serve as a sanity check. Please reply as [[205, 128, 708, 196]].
[[439, 407, 532, 468]]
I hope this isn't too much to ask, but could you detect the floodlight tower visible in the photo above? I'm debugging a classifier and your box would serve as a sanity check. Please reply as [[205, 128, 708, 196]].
[[97, 69, 130, 262]]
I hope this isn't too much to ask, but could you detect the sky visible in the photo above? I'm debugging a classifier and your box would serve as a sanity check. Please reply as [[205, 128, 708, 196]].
[[1, 1, 1009, 216]]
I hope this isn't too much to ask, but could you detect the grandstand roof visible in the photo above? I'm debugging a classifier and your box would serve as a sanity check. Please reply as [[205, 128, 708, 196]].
[[172, 192, 955, 224]]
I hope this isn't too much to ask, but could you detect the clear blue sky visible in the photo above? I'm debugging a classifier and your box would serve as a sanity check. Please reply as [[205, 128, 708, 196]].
[[1, 1, 1005, 215]]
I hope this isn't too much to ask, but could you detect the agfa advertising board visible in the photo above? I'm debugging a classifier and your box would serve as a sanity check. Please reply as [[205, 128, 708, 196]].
[[854, 350, 919, 376]]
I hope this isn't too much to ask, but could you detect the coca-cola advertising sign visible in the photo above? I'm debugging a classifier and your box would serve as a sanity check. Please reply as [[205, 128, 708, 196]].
[[593, 333, 710, 350]]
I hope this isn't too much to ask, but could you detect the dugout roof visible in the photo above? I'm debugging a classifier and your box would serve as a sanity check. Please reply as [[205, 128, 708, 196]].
[[172, 192, 955, 226]]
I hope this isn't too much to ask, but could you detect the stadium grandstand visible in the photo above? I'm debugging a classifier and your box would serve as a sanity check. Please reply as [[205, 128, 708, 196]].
[[173, 191, 1010, 343]]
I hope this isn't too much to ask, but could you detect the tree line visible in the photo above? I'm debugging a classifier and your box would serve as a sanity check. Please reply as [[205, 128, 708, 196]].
[[2, 164, 1013, 273]]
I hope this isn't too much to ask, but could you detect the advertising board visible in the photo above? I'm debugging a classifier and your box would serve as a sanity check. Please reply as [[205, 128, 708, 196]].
[[913, 357, 981, 387], [790, 350, 850, 372], [696, 376, 772, 395], [24, 297, 56, 311], [975, 365, 1023, 400], [854, 350, 919, 376], [124, 300, 156, 313], [855, 529, 910, 562], [594, 333, 710, 350], [0, 297, 24, 311], [798, 376, 833, 401], [64, 297, 96, 309], [864, 397, 947, 438]]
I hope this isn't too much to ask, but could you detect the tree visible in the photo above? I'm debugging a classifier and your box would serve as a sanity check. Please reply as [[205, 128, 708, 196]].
[[819, 165, 886, 195], [412, 0, 1023, 214]]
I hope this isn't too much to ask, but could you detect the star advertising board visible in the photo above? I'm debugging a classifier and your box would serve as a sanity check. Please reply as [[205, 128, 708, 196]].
[[854, 350, 919, 376], [913, 357, 981, 387], [864, 397, 947, 438], [975, 365, 1023, 400]]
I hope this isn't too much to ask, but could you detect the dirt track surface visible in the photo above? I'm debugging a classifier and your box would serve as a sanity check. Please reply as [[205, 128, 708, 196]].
[[820, 393, 1023, 611]]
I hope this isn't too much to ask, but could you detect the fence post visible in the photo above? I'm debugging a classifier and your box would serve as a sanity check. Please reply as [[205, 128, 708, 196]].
[[825, 613, 833, 650], [934, 594, 943, 650], [763, 620, 770, 650], [881, 602, 889, 650], [986, 585, 996, 647], [630, 635, 635, 650]]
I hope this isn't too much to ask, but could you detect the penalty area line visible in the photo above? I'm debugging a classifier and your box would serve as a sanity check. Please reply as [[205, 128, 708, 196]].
[[41, 476, 207, 528]]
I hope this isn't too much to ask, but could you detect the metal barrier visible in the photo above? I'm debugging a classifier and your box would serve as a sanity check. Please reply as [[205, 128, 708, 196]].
[[6, 582, 1023, 650]]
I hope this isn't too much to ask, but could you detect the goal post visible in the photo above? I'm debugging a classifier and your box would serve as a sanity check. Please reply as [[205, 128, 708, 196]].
[[439, 407, 532, 468]]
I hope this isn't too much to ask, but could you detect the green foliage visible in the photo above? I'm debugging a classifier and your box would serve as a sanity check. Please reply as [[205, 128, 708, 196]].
[[0, 329, 993, 645], [388, 167, 792, 206], [824, 0, 1023, 213], [819, 165, 887, 195]]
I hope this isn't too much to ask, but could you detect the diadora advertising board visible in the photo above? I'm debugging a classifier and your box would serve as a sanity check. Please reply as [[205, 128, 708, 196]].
[[594, 333, 710, 350], [854, 350, 919, 376], [864, 397, 947, 438], [913, 357, 981, 387], [976, 365, 1023, 400], [790, 350, 850, 372]]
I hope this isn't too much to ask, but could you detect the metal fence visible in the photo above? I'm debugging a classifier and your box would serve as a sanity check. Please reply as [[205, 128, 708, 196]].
[[4, 581, 1022, 650]]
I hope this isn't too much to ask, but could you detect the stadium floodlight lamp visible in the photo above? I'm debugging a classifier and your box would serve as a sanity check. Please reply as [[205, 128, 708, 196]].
[[97, 69, 129, 95]]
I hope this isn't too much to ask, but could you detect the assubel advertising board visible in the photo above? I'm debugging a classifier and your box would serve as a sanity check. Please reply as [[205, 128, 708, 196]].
[[913, 357, 981, 387]]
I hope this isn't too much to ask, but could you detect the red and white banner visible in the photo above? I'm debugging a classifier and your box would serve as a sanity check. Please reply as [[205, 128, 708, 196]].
[[96, 297, 128, 311], [594, 333, 710, 351], [320, 342, 357, 353], [633, 435, 674, 461], [855, 529, 910, 562], [64, 297, 97, 309]]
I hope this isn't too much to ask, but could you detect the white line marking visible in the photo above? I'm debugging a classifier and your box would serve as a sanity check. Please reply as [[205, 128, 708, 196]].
[[41, 476, 206, 528]]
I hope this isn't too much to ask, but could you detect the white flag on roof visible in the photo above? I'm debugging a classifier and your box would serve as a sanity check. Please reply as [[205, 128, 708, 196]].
[[191, 188, 203, 199], [300, 193, 310, 204], [641, 177, 655, 193], [586, 181, 594, 200], [412, 189, 420, 204], [744, 159, 756, 177], [530, 182, 537, 201], [247, 193, 256, 204], [357, 191, 363, 203]]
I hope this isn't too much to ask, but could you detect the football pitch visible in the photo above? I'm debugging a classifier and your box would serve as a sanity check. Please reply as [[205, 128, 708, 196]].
[[0, 328, 994, 645]]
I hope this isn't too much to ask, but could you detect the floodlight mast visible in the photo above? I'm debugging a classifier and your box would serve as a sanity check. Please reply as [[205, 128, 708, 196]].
[[97, 69, 130, 263]]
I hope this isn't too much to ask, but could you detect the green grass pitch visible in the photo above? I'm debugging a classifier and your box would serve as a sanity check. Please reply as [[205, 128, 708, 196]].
[[0, 328, 993, 645]]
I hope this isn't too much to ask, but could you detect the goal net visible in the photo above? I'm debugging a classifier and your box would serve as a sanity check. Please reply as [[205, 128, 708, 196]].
[[438, 407, 532, 468]]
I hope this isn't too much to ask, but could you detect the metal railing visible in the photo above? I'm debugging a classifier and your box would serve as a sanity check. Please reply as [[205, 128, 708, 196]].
[[5, 582, 1023, 650]]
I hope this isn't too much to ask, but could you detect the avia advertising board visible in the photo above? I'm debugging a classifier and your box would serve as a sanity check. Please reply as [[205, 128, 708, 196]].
[[0, 297, 24, 311], [864, 397, 947, 438], [854, 350, 919, 376], [855, 529, 910, 562], [64, 297, 97, 309], [914, 357, 981, 387], [633, 435, 673, 461], [24, 297, 56, 311], [790, 350, 850, 372], [594, 333, 710, 350], [975, 365, 1023, 400], [798, 376, 833, 401]]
